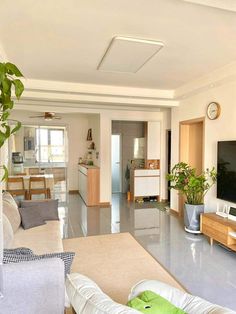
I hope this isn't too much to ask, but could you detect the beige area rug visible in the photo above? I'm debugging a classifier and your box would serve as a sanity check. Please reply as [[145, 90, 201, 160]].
[[63, 232, 186, 305]]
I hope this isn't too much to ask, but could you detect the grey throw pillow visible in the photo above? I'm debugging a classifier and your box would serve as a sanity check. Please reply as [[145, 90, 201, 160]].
[[20, 199, 59, 221], [3, 251, 75, 277], [19, 206, 46, 230]]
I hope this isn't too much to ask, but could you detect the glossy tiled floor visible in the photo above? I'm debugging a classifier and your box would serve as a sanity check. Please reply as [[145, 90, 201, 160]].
[[61, 193, 236, 311]]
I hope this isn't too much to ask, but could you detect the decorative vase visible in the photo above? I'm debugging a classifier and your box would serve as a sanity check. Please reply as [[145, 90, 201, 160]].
[[184, 203, 204, 234]]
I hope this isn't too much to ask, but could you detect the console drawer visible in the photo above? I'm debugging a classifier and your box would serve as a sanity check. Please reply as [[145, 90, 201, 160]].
[[201, 224, 228, 245], [201, 216, 228, 234]]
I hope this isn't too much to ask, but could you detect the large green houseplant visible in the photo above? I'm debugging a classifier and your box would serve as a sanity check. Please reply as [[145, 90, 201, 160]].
[[0, 63, 24, 152], [0, 62, 24, 296], [167, 162, 217, 233]]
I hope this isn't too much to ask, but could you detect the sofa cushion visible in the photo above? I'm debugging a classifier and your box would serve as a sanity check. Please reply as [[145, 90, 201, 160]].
[[13, 220, 63, 254], [3, 214, 14, 249], [66, 273, 140, 314], [21, 199, 59, 221], [3, 192, 21, 233], [3, 251, 75, 277], [19, 205, 46, 229]]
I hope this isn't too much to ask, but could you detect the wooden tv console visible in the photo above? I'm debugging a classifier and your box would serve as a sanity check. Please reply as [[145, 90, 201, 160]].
[[200, 213, 236, 251]]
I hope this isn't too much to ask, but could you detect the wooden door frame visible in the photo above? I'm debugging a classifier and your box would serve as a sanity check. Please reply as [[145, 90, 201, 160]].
[[178, 117, 205, 216]]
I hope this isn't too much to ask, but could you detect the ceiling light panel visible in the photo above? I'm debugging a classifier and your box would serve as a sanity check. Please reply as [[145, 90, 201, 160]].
[[98, 36, 164, 73], [183, 0, 236, 12]]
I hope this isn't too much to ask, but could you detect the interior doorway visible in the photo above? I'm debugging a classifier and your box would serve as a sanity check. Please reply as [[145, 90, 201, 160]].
[[179, 118, 204, 215], [111, 134, 122, 193]]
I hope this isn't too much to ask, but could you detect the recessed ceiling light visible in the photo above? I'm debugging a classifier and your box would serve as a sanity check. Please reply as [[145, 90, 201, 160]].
[[182, 0, 236, 12], [98, 36, 164, 73]]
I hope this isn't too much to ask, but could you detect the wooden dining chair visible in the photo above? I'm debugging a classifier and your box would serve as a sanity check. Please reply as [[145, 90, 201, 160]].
[[28, 176, 51, 199], [7, 177, 28, 200]]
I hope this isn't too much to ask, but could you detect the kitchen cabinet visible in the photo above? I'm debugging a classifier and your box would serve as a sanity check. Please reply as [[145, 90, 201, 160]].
[[78, 164, 100, 206], [130, 169, 160, 201]]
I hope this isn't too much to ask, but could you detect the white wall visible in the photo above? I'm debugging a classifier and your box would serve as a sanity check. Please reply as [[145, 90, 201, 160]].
[[171, 80, 236, 212], [87, 114, 100, 167]]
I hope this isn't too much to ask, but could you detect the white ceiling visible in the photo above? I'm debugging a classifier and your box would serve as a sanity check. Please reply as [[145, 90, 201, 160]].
[[0, 0, 236, 90]]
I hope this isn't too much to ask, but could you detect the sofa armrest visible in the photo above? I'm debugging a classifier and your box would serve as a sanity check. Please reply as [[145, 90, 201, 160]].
[[66, 273, 140, 314], [0, 258, 65, 314]]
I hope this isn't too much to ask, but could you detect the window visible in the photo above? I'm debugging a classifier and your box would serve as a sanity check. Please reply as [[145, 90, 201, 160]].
[[36, 127, 65, 162]]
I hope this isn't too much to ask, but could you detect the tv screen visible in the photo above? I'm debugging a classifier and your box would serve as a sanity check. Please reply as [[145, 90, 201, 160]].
[[217, 141, 236, 203]]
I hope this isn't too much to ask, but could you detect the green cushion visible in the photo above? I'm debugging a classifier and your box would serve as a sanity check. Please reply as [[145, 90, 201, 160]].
[[127, 290, 186, 314]]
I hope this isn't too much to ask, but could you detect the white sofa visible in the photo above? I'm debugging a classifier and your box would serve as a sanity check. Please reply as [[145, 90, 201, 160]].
[[66, 274, 236, 314], [0, 192, 65, 314]]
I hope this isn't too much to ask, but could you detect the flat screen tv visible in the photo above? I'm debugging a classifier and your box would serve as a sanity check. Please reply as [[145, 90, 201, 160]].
[[217, 141, 236, 203]]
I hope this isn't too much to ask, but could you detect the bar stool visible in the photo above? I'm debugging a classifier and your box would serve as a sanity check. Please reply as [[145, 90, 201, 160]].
[[28, 176, 51, 200], [7, 177, 28, 200]]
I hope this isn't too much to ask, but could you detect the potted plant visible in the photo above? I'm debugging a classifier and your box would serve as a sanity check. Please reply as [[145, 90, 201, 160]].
[[167, 162, 217, 234], [0, 62, 24, 297]]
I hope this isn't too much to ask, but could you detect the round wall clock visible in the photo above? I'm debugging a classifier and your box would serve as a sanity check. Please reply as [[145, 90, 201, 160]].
[[207, 102, 221, 120]]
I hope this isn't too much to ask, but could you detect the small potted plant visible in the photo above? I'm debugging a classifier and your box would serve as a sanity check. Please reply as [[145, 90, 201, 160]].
[[167, 162, 217, 233]]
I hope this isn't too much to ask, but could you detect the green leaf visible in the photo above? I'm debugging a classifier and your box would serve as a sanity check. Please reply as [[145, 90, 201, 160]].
[[0, 63, 6, 82], [2, 77, 11, 93], [11, 121, 21, 134], [13, 79, 24, 99], [1, 165, 8, 181], [4, 100, 14, 109], [4, 124, 11, 138], [2, 93, 11, 104], [1, 110, 10, 121], [0, 130, 6, 148], [5, 62, 23, 77]]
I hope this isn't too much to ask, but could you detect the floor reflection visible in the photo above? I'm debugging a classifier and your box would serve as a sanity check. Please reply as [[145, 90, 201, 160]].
[[61, 192, 236, 311]]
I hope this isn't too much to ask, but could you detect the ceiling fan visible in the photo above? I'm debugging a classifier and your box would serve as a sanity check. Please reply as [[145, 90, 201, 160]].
[[29, 112, 62, 121]]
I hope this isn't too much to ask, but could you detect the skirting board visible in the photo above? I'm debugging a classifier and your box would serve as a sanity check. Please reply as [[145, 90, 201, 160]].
[[99, 202, 111, 207], [169, 208, 180, 217], [160, 198, 168, 203]]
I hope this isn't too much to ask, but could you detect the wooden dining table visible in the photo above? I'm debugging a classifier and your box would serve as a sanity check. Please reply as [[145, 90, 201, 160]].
[[8, 174, 54, 194]]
